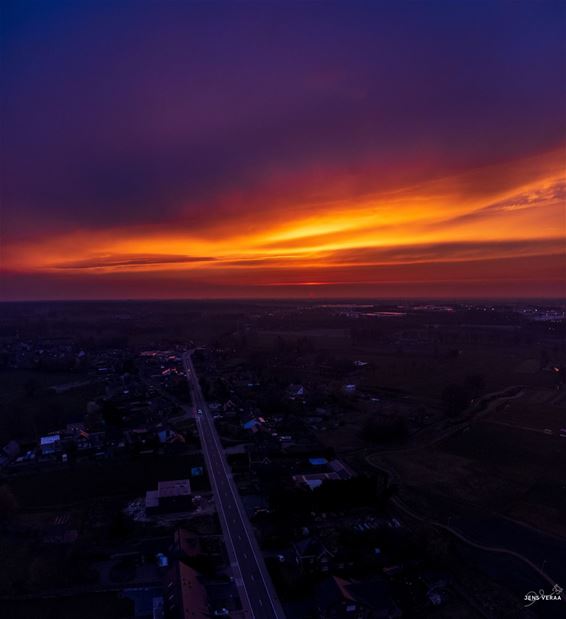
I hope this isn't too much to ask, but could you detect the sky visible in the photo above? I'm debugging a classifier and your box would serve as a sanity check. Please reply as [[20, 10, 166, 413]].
[[1, 1, 565, 300]]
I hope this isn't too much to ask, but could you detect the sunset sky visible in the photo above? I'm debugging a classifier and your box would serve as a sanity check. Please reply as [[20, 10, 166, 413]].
[[1, 1, 565, 300]]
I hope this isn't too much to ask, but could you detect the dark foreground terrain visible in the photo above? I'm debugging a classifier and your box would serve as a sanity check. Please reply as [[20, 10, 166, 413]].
[[0, 299, 564, 618]]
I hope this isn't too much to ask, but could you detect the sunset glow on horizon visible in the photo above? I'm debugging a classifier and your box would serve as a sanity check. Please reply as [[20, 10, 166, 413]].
[[1, 2, 565, 299]]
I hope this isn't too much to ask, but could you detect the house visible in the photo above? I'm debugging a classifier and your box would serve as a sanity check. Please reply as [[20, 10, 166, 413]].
[[157, 429, 185, 444], [3, 441, 20, 459], [288, 384, 306, 399], [223, 399, 238, 413], [314, 575, 401, 618], [0, 440, 20, 467], [294, 538, 333, 573], [292, 472, 341, 490], [43, 512, 79, 545], [243, 418, 261, 431], [328, 459, 354, 479], [309, 457, 329, 466], [165, 561, 209, 619], [40, 434, 61, 456], [146, 480, 192, 515], [65, 421, 86, 436]]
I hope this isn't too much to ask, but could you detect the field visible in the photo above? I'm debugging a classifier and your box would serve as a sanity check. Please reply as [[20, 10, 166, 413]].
[[376, 404, 566, 537], [485, 387, 566, 435], [351, 345, 543, 400], [318, 409, 373, 451]]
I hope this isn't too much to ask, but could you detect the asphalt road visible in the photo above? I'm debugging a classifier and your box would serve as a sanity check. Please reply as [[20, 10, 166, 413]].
[[183, 352, 286, 619]]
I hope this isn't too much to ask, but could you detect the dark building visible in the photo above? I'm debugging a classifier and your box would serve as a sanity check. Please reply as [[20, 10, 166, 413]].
[[146, 480, 192, 514]]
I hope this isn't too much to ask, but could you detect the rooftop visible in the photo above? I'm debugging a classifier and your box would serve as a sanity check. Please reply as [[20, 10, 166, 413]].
[[40, 435, 61, 446], [158, 479, 191, 498]]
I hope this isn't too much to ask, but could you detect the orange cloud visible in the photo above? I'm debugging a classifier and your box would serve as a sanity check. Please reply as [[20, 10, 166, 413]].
[[2, 147, 564, 298]]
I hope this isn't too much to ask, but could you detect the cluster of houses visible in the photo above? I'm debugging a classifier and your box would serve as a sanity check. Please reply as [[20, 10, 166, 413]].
[[1, 417, 188, 474], [0, 335, 134, 373], [190, 352, 455, 618]]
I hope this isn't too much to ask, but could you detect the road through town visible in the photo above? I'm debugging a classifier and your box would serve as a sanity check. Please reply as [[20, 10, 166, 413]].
[[183, 352, 286, 619]]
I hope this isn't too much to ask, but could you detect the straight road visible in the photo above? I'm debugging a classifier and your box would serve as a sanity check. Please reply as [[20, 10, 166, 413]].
[[183, 352, 286, 619]]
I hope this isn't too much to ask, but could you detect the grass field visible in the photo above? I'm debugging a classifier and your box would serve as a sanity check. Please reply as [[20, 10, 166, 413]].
[[351, 345, 541, 400], [485, 387, 566, 434], [380, 416, 566, 537], [318, 409, 373, 451]]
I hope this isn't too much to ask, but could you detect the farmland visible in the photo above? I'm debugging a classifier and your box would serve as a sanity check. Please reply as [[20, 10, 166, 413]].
[[375, 395, 566, 537]]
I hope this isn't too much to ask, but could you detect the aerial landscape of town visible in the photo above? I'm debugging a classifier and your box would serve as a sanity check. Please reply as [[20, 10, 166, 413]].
[[0, 300, 564, 618], [1, 0, 565, 617]]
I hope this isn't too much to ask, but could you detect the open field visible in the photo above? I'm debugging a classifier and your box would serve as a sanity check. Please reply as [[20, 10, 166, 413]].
[[440, 423, 565, 473], [485, 387, 566, 435], [318, 409, 373, 451], [379, 418, 566, 537], [351, 345, 552, 400]]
